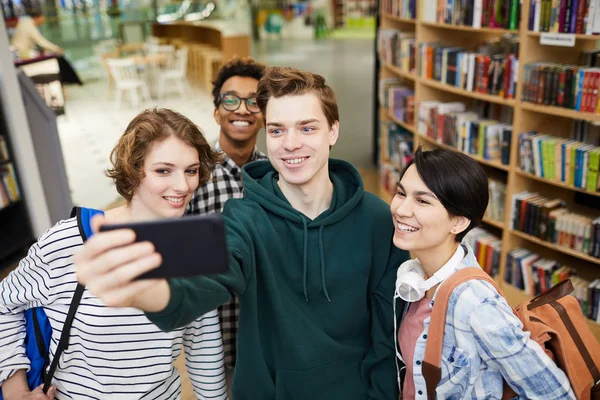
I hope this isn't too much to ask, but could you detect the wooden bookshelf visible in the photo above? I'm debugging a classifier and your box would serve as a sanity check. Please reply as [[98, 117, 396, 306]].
[[383, 63, 417, 81], [376, 0, 600, 340], [526, 31, 600, 41], [521, 102, 600, 122], [381, 13, 416, 24], [514, 169, 600, 198], [418, 134, 510, 171], [420, 21, 517, 34], [387, 110, 415, 133], [419, 78, 516, 106]]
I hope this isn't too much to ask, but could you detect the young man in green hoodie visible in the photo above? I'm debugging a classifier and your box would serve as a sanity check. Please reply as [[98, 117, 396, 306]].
[[75, 66, 409, 400]]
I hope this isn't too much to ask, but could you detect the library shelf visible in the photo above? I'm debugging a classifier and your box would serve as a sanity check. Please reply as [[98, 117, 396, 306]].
[[501, 282, 600, 338], [387, 110, 416, 133], [520, 102, 600, 122], [418, 134, 511, 171], [381, 13, 416, 24], [527, 31, 600, 41], [514, 170, 600, 198], [482, 216, 505, 230], [509, 229, 600, 265], [420, 78, 517, 106], [420, 21, 518, 34], [383, 63, 417, 81]]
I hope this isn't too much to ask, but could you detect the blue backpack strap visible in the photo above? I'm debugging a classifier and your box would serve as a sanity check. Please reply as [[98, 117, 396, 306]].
[[41, 207, 104, 393]]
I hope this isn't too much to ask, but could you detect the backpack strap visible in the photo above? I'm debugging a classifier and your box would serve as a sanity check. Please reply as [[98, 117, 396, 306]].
[[42, 207, 104, 393], [422, 267, 509, 400]]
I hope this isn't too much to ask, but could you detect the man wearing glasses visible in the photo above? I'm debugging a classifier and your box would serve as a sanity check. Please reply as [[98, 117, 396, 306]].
[[188, 57, 267, 372]]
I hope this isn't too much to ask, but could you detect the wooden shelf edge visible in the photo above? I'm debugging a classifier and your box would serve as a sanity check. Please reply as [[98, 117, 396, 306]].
[[501, 282, 600, 339], [417, 134, 510, 171], [514, 169, 600, 198], [386, 110, 416, 133], [509, 229, 600, 265], [420, 78, 516, 106], [419, 20, 518, 34], [482, 216, 505, 229], [527, 31, 600, 40], [381, 13, 416, 24], [520, 102, 600, 122], [383, 63, 417, 81]]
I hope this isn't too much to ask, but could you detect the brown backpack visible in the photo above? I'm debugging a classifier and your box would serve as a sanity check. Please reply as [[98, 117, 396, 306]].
[[421, 267, 600, 400]]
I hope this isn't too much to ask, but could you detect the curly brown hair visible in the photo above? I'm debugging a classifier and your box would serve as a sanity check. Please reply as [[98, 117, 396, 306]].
[[106, 108, 223, 202], [256, 66, 339, 128]]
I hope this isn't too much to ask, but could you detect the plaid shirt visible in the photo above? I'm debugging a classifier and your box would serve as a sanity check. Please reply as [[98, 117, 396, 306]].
[[188, 141, 267, 369], [396, 245, 575, 399]]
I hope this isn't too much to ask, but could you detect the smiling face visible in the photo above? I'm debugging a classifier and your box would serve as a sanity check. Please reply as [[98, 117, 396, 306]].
[[265, 92, 339, 188], [130, 135, 200, 220], [214, 76, 263, 147], [390, 164, 468, 259]]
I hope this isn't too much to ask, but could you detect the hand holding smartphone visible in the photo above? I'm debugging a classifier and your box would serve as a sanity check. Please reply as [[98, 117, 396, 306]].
[[99, 214, 229, 280]]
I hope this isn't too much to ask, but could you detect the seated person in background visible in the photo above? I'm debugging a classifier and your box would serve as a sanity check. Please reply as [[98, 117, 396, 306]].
[[391, 147, 574, 399], [0, 108, 228, 400], [10, 13, 64, 58]]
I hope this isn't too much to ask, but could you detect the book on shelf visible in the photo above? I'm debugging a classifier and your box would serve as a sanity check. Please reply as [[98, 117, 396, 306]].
[[417, 100, 513, 164], [510, 190, 600, 257], [381, 0, 416, 19], [422, 0, 521, 29], [380, 163, 401, 195], [528, 0, 600, 34], [378, 29, 417, 73], [418, 37, 519, 99], [517, 124, 600, 191], [379, 77, 402, 109], [487, 179, 507, 223], [382, 120, 415, 167], [388, 86, 416, 125], [522, 61, 600, 113], [462, 227, 502, 277], [0, 162, 21, 209], [0, 136, 8, 162]]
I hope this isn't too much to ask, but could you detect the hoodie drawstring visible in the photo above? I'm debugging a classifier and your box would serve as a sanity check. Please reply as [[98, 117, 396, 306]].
[[300, 219, 331, 302], [319, 226, 331, 302], [302, 218, 309, 302]]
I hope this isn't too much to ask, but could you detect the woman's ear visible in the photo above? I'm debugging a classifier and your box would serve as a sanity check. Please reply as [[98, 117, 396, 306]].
[[450, 215, 471, 236]]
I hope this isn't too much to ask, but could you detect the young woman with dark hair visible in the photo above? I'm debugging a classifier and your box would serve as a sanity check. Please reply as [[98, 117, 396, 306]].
[[391, 147, 574, 399]]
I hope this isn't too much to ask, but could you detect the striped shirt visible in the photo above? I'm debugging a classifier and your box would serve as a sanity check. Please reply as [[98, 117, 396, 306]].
[[0, 217, 228, 399]]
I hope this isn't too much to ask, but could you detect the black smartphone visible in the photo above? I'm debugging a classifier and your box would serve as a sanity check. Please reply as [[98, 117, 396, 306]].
[[99, 214, 229, 280]]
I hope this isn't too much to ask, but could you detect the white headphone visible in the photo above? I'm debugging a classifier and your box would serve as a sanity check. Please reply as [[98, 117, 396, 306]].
[[394, 244, 465, 302]]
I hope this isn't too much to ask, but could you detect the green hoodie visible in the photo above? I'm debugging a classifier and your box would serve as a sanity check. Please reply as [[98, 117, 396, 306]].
[[147, 159, 408, 400]]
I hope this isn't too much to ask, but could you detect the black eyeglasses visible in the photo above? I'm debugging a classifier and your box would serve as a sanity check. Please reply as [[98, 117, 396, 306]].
[[218, 93, 261, 113]]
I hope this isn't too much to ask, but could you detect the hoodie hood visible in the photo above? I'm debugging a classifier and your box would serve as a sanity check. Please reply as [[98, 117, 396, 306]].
[[241, 159, 365, 301]]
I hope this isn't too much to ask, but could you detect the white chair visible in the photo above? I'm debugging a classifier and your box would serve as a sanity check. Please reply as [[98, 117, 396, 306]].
[[106, 58, 150, 109], [157, 47, 188, 99], [145, 44, 175, 69]]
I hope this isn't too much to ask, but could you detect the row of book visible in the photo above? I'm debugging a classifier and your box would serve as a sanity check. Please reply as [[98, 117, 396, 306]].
[[388, 86, 416, 125], [0, 163, 21, 209], [511, 191, 600, 257], [517, 129, 600, 192], [463, 227, 502, 277], [422, 0, 521, 30], [417, 40, 519, 99], [522, 63, 600, 113], [378, 30, 417, 74], [417, 100, 513, 165], [504, 248, 600, 321], [486, 179, 507, 224], [380, 0, 417, 19], [528, 0, 600, 34], [0, 136, 9, 162], [380, 162, 401, 195], [381, 120, 415, 168]]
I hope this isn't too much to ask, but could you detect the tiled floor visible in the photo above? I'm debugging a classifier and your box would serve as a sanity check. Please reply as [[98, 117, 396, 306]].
[[56, 37, 377, 210]]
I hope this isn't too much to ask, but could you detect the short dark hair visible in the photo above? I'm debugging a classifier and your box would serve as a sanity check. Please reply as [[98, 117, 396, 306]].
[[256, 66, 339, 128], [212, 57, 266, 107], [399, 147, 489, 242]]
